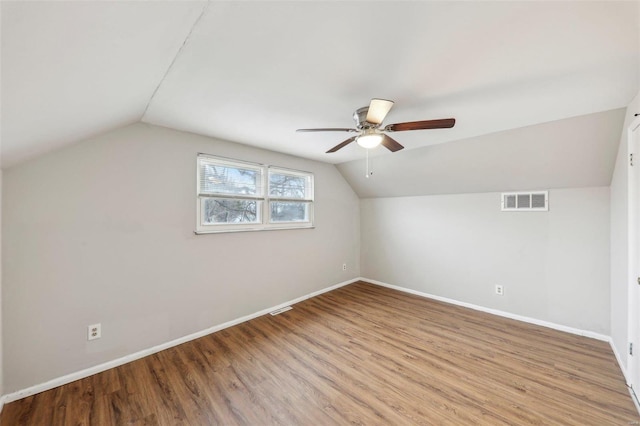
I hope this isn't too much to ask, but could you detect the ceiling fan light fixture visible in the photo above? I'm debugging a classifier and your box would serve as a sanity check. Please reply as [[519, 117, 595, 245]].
[[356, 131, 383, 149], [298, 98, 455, 154]]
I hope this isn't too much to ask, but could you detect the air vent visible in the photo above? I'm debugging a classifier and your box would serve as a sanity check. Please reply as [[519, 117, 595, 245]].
[[502, 191, 548, 211], [269, 306, 292, 316]]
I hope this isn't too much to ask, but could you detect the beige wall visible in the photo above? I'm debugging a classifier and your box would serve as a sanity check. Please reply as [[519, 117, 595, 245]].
[[361, 187, 611, 334], [2, 123, 360, 393], [610, 90, 640, 368], [2, 102, 635, 394], [0, 169, 3, 398]]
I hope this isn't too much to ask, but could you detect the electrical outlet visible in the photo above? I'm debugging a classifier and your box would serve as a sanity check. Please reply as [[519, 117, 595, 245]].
[[495, 285, 504, 296], [88, 323, 101, 341], [342, 263, 347, 271]]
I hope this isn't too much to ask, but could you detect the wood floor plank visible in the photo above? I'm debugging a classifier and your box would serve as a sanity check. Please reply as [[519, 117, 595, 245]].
[[1, 281, 637, 425]]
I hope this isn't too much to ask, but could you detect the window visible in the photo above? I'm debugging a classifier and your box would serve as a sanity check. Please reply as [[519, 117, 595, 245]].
[[501, 191, 548, 211], [269, 168, 313, 223], [197, 154, 314, 233]]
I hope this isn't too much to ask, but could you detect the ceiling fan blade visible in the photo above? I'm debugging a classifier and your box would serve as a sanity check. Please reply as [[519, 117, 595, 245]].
[[296, 128, 357, 133], [366, 99, 394, 125], [326, 136, 357, 153], [385, 118, 456, 132], [380, 134, 404, 152]]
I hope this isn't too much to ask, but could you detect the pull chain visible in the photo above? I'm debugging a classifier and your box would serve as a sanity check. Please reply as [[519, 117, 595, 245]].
[[365, 149, 370, 178]]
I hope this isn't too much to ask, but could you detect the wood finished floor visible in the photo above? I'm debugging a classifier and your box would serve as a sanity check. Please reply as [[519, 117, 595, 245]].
[[2, 281, 637, 425]]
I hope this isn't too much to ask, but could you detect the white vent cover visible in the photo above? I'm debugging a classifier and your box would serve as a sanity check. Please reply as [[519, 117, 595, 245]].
[[269, 306, 292, 316], [502, 191, 548, 211]]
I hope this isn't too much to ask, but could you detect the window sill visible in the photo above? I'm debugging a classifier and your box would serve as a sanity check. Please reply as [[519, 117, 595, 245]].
[[194, 225, 315, 235]]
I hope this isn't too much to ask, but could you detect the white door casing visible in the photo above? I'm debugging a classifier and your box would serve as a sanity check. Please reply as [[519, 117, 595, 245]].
[[627, 117, 640, 398]]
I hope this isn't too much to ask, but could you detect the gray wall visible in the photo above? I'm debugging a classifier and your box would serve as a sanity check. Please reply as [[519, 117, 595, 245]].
[[361, 187, 611, 334], [2, 123, 360, 393], [611, 90, 640, 368], [0, 169, 3, 397]]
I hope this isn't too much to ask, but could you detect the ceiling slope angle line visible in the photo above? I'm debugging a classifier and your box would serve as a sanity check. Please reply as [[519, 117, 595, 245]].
[[296, 98, 456, 154], [137, 1, 638, 165], [2, 1, 639, 167], [141, 2, 211, 118], [0, 0, 209, 168]]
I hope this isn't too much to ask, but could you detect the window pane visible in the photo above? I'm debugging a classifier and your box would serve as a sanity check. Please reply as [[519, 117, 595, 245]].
[[202, 198, 261, 224], [199, 160, 262, 196], [269, 171, 310, 199], [270, 201, 309, 222]]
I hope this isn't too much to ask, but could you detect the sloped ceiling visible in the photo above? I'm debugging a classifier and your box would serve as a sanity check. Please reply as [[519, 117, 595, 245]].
[[1, 1, 207, 167], [337, 108, 626, 198], [2, 1, 639, 194], [143, 1, 639, 165]]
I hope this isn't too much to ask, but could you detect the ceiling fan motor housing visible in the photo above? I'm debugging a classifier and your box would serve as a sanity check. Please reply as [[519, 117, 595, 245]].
[[353, 107, 378, 130]]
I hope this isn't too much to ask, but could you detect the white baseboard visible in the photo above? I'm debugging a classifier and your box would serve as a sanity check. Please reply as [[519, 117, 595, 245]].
[[608, 337, 640, 415], [1, 277, 359, 405], [360, 277, 610, 342], [609, 338, 629, 385], [361, 279, 640, 411], [0, 277, 624, 409], [363, 278, 638, 416]]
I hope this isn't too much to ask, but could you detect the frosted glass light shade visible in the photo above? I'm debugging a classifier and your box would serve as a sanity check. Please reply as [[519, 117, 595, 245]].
[[357, 133, 383, 148]]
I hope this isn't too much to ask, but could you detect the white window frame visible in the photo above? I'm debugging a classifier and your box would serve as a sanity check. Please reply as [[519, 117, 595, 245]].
[[196, 154, 314, 234], [267, 166, 314, 227]]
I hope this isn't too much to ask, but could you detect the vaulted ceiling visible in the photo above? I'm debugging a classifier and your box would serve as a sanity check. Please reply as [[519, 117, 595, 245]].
[[2, 1, 639, 193], [338, 108, 626, 198]]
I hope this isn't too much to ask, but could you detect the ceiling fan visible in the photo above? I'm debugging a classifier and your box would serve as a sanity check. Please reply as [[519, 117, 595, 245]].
[[296, 98, 456, 153]]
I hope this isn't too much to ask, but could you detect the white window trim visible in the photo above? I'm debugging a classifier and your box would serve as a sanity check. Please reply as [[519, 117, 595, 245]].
[[196, 154, 314, 234]]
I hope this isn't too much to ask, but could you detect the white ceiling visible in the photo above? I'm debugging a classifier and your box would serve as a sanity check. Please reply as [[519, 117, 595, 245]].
[[337, 108, 626, 198], [1, 1, 639, 170], [1, 1, 207, 167]]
